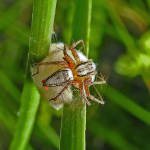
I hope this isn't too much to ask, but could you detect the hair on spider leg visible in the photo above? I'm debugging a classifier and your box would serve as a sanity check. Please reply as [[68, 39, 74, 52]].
[[101, 73, 108, 82], [96, 73, 105, 81], [104, 76, 109, 84], [92, 85, 104, 104], [100, 73, 105, 79]]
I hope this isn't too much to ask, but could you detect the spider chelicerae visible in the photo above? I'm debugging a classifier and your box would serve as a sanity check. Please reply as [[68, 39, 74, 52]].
[[33, 40, 106, 106]]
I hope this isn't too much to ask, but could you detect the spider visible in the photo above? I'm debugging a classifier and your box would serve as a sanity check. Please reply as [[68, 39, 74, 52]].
[[33, 40, 106, 106]]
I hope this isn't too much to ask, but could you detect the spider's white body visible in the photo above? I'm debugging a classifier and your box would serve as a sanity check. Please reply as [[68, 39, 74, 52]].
[[32, 43, 92, 110], [32, 41, 105, 110], [43, 61, 96, 88]]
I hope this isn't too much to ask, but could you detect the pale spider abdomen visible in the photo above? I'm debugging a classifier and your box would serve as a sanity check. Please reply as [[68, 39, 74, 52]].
[[43, 68, 73, 86]]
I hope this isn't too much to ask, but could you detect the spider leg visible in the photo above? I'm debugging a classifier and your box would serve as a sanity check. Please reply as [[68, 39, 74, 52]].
[[49, 81, 72, 101], [32, 61, 67, 76], [96, 74, 105, 81], [70, 40, 86, 57], [79, 81, 91, 106], [85, 73, 106, 85], [63, 44, 75, 66], [87, 81, 106, 85], [84, 84, 104, 104], [92, 85, 104, 103]]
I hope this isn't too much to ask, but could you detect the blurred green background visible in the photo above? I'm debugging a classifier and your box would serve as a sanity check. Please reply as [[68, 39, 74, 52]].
[[1, 0, 150, 150]]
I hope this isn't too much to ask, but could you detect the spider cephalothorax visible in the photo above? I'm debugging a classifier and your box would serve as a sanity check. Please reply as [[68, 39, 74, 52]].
[[33, 40, 106, 106]]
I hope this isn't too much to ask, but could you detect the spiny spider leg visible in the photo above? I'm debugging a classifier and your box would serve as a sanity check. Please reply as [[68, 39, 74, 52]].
[[88, 81, 106, 85], [49, 81, 72, 101], [85, 74, 106, 85], [70, 40, 86, 62], [92, 85, 104, 103], [70, 44, 80, 62], [96, 74, 105, 81], [32, 61, 67, 76], [84, 84, 104, 104], [63, 44, 75, 65], [79, 81, 91, 106]]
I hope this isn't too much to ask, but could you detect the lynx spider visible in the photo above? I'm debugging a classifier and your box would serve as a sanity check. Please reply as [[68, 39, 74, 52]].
[[33, 40, 106, 106]]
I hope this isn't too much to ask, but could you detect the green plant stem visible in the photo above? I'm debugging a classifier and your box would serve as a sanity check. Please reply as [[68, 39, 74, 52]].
[[72, 0, 92, 57], [60, 90, 86, 150], [60, 0, 92, 150], [9, 0, 57, 150]]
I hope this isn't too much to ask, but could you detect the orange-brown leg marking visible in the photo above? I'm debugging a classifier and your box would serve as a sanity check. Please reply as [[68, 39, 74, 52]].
[[85, 84, 104, 104], [71, 40, 86, 57], [63, 44, 75, 64], [49, 81, 72, 101], [79, 81, 91, 106], [32, 61, 67, 76]]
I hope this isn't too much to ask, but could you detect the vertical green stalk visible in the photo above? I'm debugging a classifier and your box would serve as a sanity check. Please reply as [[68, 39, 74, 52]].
[[60, 0, 92, 150], [9, 0, 57, 150], [72, 0, 92, 57]]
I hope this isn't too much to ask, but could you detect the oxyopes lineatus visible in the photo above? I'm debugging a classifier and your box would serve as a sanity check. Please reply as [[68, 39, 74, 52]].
[[31, 40, 106, 110]]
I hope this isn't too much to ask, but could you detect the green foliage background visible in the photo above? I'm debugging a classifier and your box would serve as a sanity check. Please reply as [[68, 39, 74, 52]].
[[0, 0, 150, 150]]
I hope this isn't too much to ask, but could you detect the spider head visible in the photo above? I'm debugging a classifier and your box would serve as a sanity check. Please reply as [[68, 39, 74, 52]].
[[75, 60, 96, 77]]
